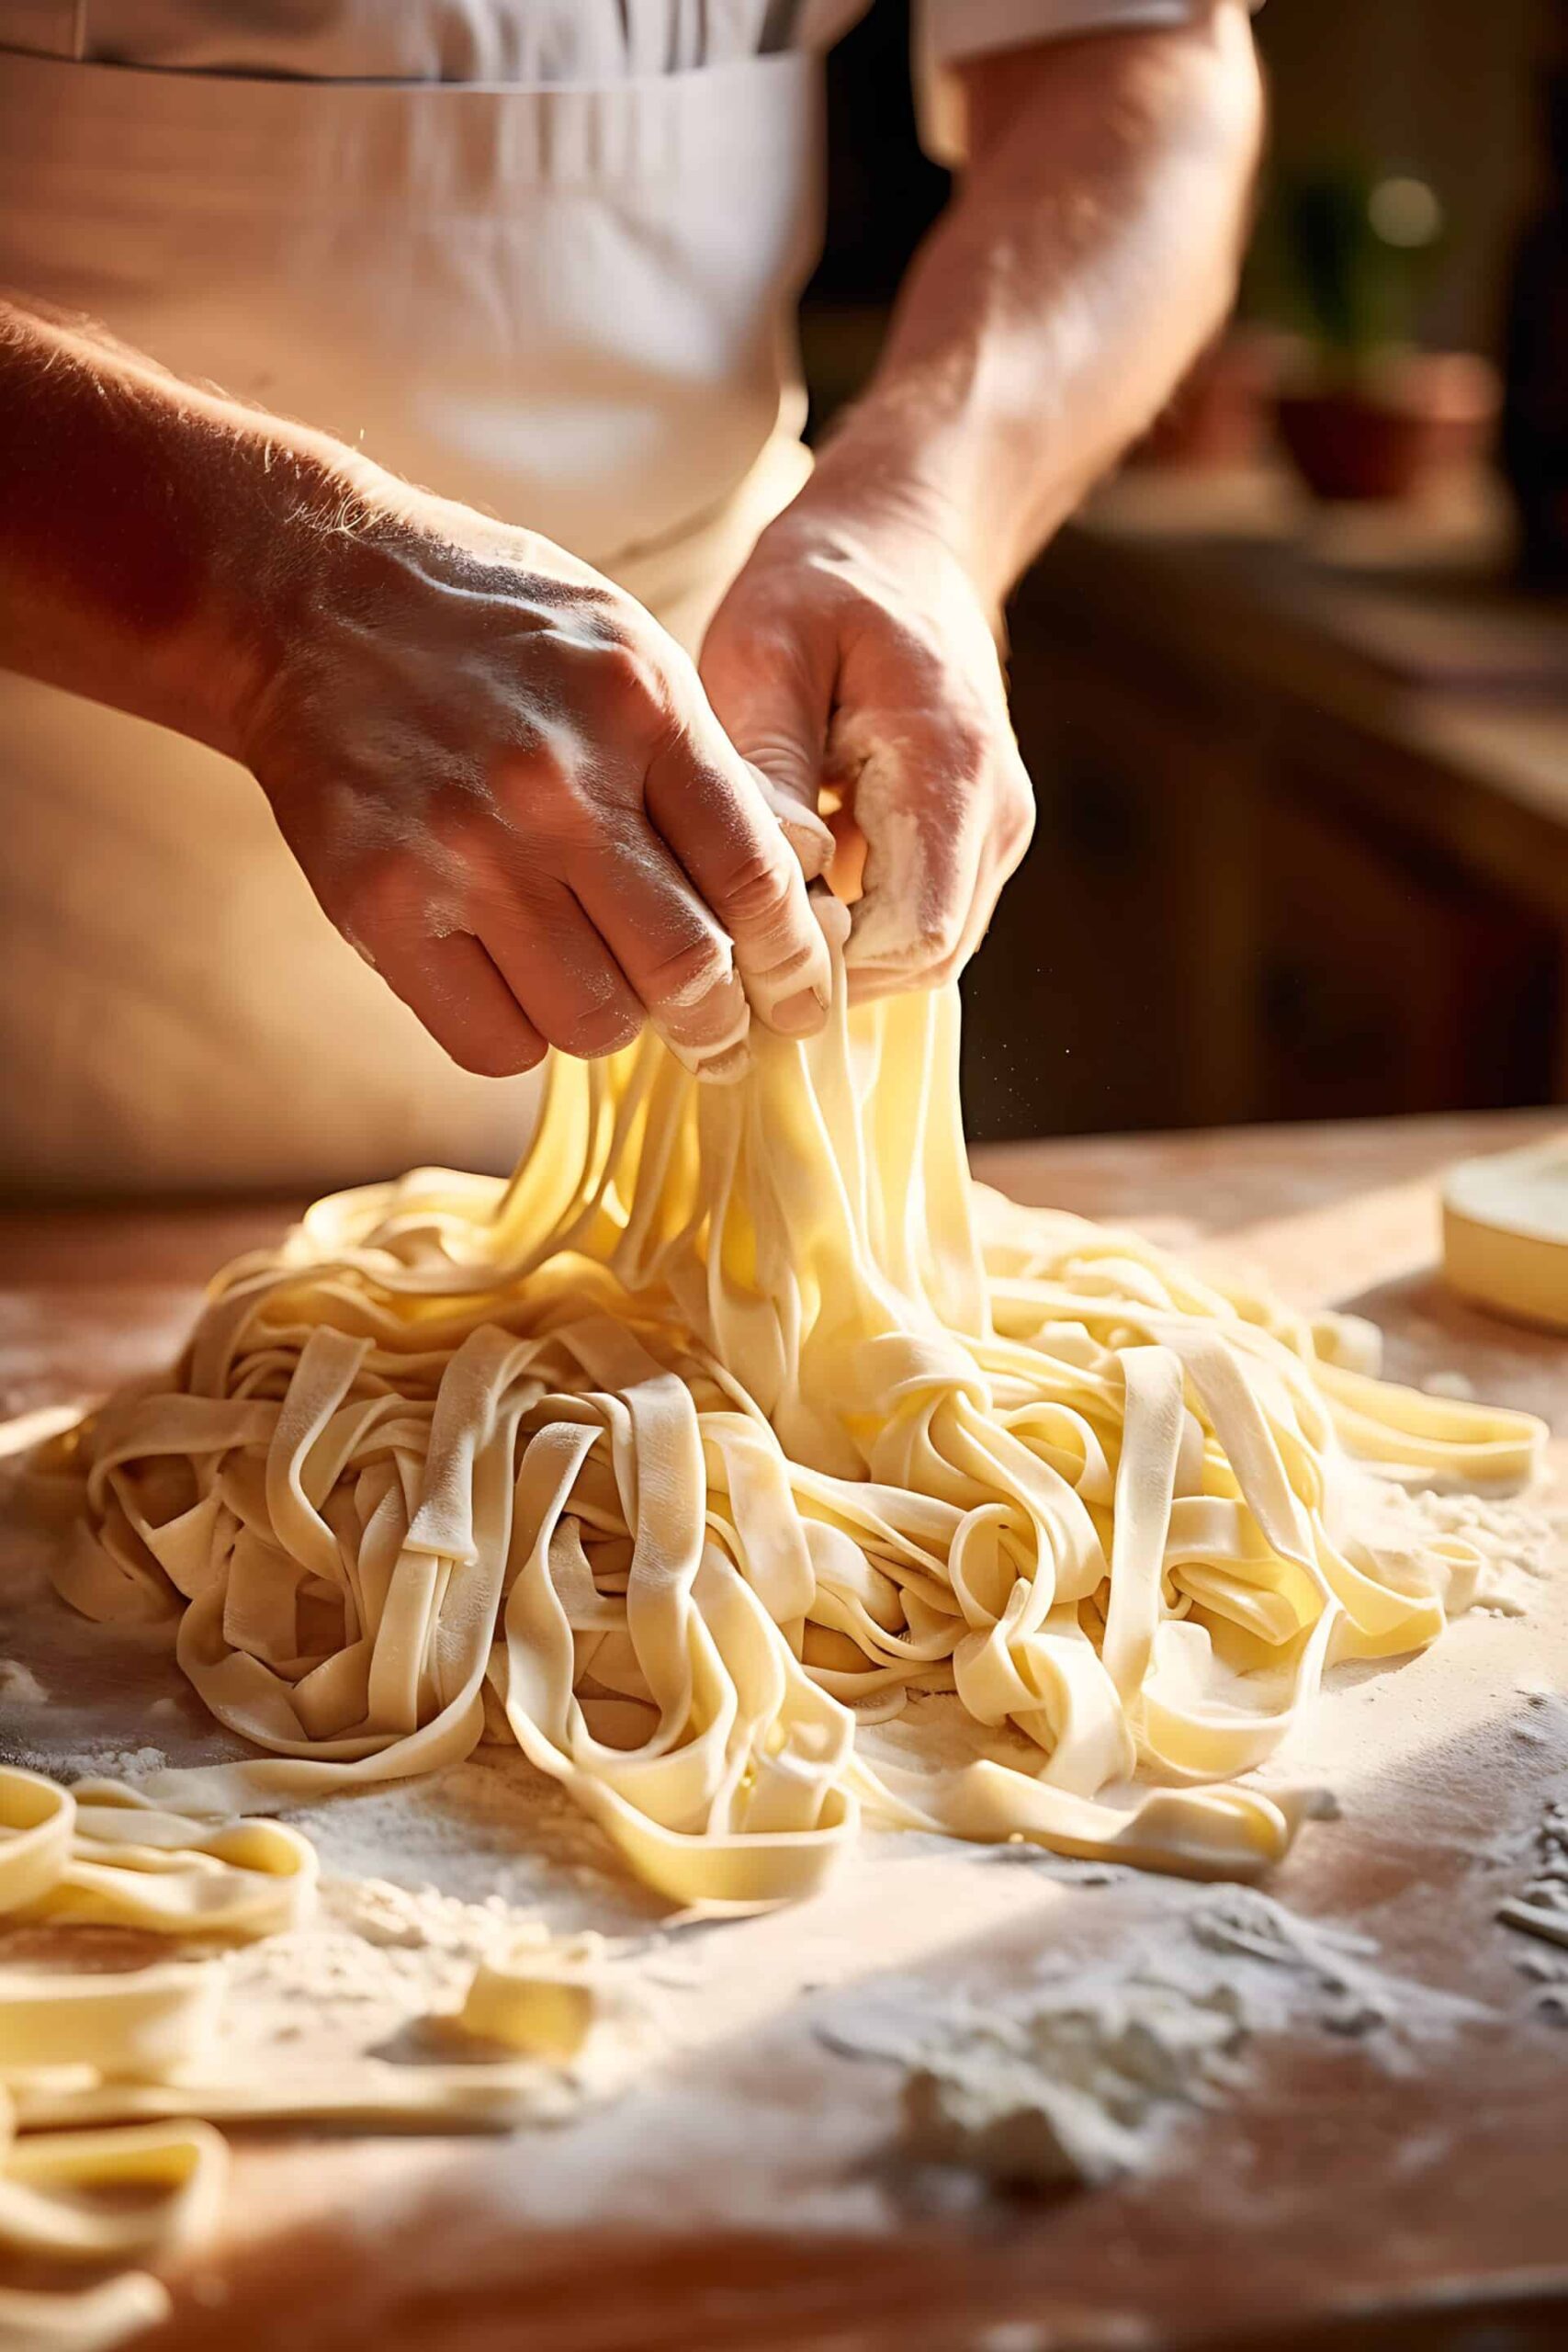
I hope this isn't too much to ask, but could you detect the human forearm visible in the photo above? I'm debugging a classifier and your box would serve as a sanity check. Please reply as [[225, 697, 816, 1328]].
[[0, 297, 366, 754], [805, 4, 1266, 605], [0, 299, 829, 1072], [700, 6, 1263, 992]]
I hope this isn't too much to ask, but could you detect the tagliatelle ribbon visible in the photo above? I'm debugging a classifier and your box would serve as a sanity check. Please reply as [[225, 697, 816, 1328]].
[[0, 1770, 316, 1942], [32, 901, 1543, 1916]]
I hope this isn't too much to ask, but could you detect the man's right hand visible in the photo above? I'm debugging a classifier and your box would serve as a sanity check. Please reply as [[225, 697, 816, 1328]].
[[237, 487, 834, 1080], [0, 300, 832, 1081]]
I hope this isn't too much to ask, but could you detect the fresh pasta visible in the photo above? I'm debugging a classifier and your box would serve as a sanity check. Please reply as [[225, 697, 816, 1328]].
[[0, 1765, 608, 2343], [43, 903, 1545, 1908], [0, 1766, 264, 2352]]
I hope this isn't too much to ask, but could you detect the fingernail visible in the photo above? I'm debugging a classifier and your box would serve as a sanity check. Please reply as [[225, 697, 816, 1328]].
[[771, 985, 829, 1038], [783, 818, 832, 880], [694, 1041, 752, 1085]]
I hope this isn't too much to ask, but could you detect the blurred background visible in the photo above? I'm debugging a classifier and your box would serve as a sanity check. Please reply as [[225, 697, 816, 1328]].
[[805, 0, 1568, 1142]]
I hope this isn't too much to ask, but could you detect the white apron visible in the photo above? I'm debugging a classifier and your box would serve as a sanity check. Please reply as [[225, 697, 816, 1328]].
[[0, 38, 821, 1193]]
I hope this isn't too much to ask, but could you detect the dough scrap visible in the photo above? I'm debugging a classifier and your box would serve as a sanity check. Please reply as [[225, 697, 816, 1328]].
[[457, 1929, 608, 2058], [39, 908, 1545, 1909]]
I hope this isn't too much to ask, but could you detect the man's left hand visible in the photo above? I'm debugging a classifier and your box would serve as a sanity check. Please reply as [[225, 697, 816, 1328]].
[[701, 492, 1035, 1001]]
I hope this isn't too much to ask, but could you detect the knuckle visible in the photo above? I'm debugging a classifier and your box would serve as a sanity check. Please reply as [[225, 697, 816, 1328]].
[[557, 598, 677, 722], [333, 844, 423, 936], [911, 906, 966, 972], [493, 728, 573, 809], [935, 709, 992, 781], [597, 635, 670, 718], [641, 927, 732, 1011], [715, 841, 795, 939], [423, 774, 501, 864], [927, 916, 966, 967], [561, 578, 630, 632]]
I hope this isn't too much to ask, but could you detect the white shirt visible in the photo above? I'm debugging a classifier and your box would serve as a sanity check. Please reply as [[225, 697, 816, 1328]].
[[0, 1, 1234, 157]]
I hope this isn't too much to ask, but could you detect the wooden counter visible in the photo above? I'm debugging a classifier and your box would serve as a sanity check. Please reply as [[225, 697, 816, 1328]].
[[3, 1109, 1567, 2352]]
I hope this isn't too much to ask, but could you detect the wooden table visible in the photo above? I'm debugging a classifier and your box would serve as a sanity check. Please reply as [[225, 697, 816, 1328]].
[[4, 1109, 1567, 2352]]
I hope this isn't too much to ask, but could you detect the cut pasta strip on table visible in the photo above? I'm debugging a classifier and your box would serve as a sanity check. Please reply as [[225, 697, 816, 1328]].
[[30, 902, 1546, 1910], [0, 1770, 592, 2344], [0, 1776, 243, 2352], [0, 2107, 227, 2267], [0, 2270, 172, 2352], [0, 1769, 316, 1942]]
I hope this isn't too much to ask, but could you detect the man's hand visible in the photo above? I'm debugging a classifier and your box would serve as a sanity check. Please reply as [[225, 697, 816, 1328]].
[[706, 4, 1263, 996], [0, 303, 832, 1080], [238, 491, 833, 1080], [701, 493, 1033, 999]]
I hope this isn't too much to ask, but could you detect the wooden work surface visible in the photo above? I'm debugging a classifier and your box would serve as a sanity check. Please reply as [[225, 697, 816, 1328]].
[[4, 1108, 1568, 2352]]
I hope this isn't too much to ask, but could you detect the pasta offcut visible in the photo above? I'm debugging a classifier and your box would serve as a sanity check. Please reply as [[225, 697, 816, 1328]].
[[46, 904, 1545, 1906]]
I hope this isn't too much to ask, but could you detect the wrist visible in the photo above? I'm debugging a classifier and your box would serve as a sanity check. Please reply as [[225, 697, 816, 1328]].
[[801, 395, 1025, 616], [205, 427, 391, 766], [806, 409, 962, 540], [0, 301, 401, 763]]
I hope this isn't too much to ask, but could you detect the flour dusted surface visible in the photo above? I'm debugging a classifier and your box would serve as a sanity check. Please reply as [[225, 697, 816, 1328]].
[[820, 1883, 1484, 2189]]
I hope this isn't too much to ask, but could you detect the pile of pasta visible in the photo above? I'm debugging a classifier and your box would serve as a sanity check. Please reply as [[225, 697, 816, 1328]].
[[46, 907, 1545, 1909]]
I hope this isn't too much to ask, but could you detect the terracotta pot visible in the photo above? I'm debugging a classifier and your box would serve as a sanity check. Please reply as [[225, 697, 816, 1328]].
[[1275, 351, 1500, 502], [1132, 328, 1286, 469]]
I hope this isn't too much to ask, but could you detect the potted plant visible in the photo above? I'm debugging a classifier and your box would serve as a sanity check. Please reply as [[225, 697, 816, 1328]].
[[1264, 164, 1499, 502], [1129, 323, 1287, 470]]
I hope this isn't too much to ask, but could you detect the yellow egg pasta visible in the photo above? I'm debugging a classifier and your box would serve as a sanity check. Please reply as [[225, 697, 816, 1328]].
[[42, 908, 1545, 1910]]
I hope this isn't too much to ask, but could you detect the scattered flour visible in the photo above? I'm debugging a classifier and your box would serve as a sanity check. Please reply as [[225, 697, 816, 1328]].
[[819, 1885, 1484, 2190], [321, 1871, 529, 1957], [1360, 1486, 1559, 1620], [282, 1754, 666, 1939], [218, 1869, 666, 2110], [221, 1879, 528, 2064], [42, 1743, 170, 1782], [3, 1443, 1562, 2173]]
